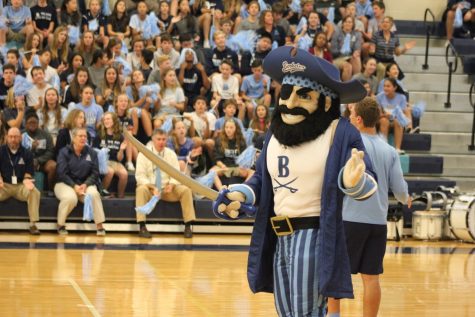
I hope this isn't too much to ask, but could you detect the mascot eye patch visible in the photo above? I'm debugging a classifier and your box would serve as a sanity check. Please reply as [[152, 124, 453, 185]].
[[280, 85, 314, 100], [280, 84, 293, 100]]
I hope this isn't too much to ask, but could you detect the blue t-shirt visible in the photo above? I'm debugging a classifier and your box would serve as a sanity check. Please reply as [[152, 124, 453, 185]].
[[376, 92, 407, 116], [240, 74, 270, 99], [343, 133, 408, 225], [3, 5, 32, 32], [69, 102, 104, 138], [166, 138, 194, 161]]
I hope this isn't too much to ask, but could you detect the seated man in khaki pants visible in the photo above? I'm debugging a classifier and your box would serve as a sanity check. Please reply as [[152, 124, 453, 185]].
[[135, 128, 196, 238], [0, 127, 41, 235]]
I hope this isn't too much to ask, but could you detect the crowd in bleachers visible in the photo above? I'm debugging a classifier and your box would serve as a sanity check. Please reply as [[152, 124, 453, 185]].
[[1, 0, 471, 235]]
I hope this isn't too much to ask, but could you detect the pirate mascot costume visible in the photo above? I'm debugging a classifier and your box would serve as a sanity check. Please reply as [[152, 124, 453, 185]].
[[212, 46, 378, 316]]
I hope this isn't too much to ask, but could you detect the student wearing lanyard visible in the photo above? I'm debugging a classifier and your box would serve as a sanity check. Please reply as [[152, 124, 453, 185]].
[[0, 127, 41, 235]]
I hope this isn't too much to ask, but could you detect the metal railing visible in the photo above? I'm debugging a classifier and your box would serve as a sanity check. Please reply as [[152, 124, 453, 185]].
[[445, 43, 459, 108], [422, 8, 436, 70], [469, 81, 475, 151]]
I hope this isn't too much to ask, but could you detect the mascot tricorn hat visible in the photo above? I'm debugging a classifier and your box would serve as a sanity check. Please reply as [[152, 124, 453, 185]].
[[263, 46, 367, 104]]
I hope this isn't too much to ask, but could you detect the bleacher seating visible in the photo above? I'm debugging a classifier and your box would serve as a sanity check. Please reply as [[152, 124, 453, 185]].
[[450, 38, 475, 76]]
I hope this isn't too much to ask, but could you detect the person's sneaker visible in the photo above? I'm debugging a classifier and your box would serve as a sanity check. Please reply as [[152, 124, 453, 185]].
[[203, 40, 210, 49], [396, 148, 406, 155], [100, 189, 111, 197], [29, 225, 40, 235], [57, 226, 68, 235], [46, 191, 55, 198], [184, 224, 193, 238], [138, 226, 152, 238], [408, 126, 420, 134], [126, 161, 135, 171], [97, 229, 106, 236]]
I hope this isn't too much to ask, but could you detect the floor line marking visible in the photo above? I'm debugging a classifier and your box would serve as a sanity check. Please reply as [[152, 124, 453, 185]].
[[68, 278, 102, 317]]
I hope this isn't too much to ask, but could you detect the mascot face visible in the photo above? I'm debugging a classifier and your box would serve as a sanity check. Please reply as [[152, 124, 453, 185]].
[[278, 85, 332, 125], [270, 83, 340, 148]]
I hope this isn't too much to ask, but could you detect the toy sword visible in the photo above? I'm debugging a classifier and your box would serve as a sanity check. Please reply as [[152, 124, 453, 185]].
[[123, 129, 257, 218]]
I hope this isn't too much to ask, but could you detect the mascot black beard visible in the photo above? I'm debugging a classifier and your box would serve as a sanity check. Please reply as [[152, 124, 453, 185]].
[[212, 46, 378, 317]]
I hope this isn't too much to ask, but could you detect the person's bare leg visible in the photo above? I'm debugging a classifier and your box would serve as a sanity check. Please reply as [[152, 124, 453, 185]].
[[116, 164, 128, 198], [379, 117, 390, 142], [211, 168, 224, 190], [393, 120, 403, 150], [44, 160, 57, 191], [327, 298, 340, 316], [102, 167, 115, 190], [0, 30, 6, 46], [246, 102, 254, 121], [361, 274, 381, 317], [263, 94, 271, 107], [141, 109, 153, 137], [200, 13, 211, 45]]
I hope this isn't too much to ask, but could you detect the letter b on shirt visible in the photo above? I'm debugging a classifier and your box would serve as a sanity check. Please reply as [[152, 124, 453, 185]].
[[278, 156, 289, 178]]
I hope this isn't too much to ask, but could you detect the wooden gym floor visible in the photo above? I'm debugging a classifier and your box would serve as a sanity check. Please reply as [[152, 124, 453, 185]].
[[0, 232, 474, 317]]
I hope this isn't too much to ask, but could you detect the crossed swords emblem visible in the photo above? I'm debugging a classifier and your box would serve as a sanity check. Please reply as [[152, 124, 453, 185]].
[[273, 177, 298, 193]]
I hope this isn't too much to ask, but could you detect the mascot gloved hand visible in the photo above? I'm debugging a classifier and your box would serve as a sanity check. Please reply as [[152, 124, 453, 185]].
[[343, 148, 366, 188], [338, 148, 376, 201], [212, 185, 256, 220]]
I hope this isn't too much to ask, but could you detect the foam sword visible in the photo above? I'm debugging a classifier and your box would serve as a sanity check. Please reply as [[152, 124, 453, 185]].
[[123, 129, 257, 219]]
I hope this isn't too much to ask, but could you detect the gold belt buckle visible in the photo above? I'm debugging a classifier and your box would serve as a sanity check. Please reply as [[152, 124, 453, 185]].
[[271, 215, 294, 236]]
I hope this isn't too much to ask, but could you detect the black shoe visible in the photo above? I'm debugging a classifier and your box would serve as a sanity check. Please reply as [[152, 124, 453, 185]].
[[184, 224, 193, 238], [138, 226, 152, 238], [100, 189, 111, 197], [29, 225, 40, 235]]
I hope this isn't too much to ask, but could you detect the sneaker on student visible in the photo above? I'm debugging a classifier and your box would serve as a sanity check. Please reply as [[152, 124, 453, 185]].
[[396, 148, 406, 155], [184, 223, 193, 238], [138, 226, 152, 238], [29, 225, 40, 235], [57, 226, 68, 235], [97, 229, 106, 236], [126, 161, 135, 171]]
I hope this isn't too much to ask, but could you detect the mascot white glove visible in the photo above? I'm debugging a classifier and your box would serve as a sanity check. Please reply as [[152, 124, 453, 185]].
[[343, 148, 366, 188], [217, 189, 246, 219]]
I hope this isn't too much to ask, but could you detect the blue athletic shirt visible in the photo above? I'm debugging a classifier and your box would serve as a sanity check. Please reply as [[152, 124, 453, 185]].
[[343, 133, 408, 225]]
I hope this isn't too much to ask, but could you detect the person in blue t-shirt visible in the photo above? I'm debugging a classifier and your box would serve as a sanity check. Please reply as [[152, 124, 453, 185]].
[[240, 59, 271, 122], [0, 0, 34, 46], [376, 78, 412, 154], [69, 85, 104, 138], [328, 97, 411, 317]]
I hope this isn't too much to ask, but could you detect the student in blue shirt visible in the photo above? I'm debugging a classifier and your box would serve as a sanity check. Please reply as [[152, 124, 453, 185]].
[[0, 0, 34, 46], [240, 59, 271, 122], [327, 97, 411, 317], [69, 85, 104, 138], [376, 77, 412, 153]]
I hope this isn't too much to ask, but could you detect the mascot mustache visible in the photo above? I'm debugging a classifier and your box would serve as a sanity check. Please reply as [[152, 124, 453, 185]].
[[276, 104, 311, 117]]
